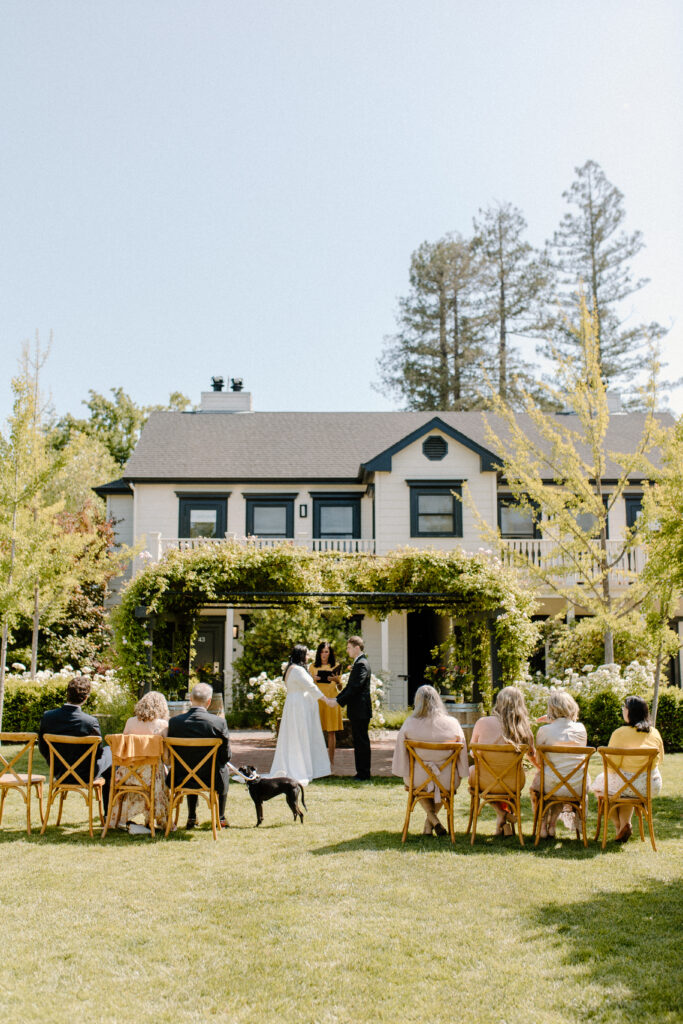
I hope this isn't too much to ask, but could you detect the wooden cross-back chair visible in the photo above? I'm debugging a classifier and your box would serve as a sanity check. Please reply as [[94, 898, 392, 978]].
[[401, 740, 463, 843], [467, 743, 529, 846], [164, 738, 223, 840], [40, 735, 105, 838], [594, 746, 659, 851], [533, 745, 596, 847], [102, 734, 165, 838], [0, 732, 45, 835]]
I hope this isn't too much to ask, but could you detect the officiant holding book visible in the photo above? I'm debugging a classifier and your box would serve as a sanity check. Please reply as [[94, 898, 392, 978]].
[[310, 640, 343, 768]]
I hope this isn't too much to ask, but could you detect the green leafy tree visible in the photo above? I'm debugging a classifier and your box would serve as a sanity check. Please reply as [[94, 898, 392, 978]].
[[470, 297, 661, 664], [51, 388, 192, 465], [472, 201, 550, 404], [542, 160, 666, 390], [375, 234, 488, 410]]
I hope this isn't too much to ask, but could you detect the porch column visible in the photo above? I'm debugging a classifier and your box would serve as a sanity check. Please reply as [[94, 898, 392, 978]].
[[224, 607, 234, 709], [380, 617, 390, 676]]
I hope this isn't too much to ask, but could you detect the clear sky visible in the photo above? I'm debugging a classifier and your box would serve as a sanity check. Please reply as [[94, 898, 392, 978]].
[[1, 1, 681, 421]]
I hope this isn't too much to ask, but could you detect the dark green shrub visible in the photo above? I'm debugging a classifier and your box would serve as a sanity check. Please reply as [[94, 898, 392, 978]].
[[2, 679, 69, 732], [576, 691, 623, 748], [656, 690, 683, 753]]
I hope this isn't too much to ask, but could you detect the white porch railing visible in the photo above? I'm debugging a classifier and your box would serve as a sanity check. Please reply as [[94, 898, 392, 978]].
[[156, 535, 377, 558], [499, 538, 646, 588]]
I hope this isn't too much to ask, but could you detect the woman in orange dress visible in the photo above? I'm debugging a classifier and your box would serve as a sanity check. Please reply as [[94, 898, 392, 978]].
[[309, 641, 344, 768]]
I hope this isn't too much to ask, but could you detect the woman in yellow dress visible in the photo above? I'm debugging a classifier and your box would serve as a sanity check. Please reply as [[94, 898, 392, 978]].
[[310, 641, 344, 768]]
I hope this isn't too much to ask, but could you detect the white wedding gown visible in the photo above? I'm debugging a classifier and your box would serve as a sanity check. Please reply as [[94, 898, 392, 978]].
[[267, 664, 331, 785]]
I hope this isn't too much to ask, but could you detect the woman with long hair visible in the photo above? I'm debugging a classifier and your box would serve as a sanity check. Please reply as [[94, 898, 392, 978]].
[[118, 690, 170, 832], [267, 644, 335, 784], [392, 685, 468, 836], [309, 640, 344, 768], [468, 686, 537, 836], [591, 695, 664, 842]]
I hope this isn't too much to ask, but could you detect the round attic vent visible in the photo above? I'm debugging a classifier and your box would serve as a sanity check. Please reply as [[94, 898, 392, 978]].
[[422, 435, 448, 461]]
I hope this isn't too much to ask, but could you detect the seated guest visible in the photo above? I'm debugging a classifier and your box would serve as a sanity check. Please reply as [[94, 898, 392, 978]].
[[166, 682, 231, 829], [116, 691, 170, 833], [591, 695, 664, 843], [38, 675, 113, 811], [392, 685, 468, 836], [468, 686, 537, 837], [530, 691, 588, 838]]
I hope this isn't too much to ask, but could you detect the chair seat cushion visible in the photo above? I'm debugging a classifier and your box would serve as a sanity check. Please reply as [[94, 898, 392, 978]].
[[0, 773, 46, 785]]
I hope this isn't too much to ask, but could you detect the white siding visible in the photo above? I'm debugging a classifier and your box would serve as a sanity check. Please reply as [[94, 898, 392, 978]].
[[373, 429, 497, 555]]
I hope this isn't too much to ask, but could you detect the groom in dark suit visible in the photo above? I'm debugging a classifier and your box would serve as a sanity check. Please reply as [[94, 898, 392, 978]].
[[38, 675, 113, 809], [335, 636, 372, 780]]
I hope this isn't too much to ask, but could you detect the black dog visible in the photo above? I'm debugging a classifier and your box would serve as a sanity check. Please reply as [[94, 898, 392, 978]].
[[239, 765, 307, 826]]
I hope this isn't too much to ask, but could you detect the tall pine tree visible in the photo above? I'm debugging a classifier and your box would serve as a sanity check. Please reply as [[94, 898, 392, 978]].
[[542, 160, 666, 388], [375, 234, 487, 410]]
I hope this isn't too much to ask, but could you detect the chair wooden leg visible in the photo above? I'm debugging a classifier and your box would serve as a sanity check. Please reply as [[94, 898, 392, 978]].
[[466, 794, 475, 836], [447, 800, 455, 844], [97, 788, 105, 827], [101, 790, 118, 838], [26, 783, 32, 836], [646, 809, 657, 852], [470, 798, 480, 845], [401, 797, 413, 843], [0, 787, 7, 825], [41, 789, 55, 834], [164, 794, 175, 837], [516, 801, 524, 847], [56, 791, 66, 826], [602, 799, 610, 850], [87, 789, 95, 838], [594, 798, 602, 842], [35, 781, 44, 825], [636, 808, 645, 842], [533, 796, 542, 847]]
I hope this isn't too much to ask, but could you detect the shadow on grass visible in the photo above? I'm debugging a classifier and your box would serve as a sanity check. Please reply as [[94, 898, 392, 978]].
[[527, 878, 683, 1022], [311, 827, 607, 858]]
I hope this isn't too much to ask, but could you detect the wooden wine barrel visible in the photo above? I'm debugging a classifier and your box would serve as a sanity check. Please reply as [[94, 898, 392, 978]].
[[209, 693, 225, 718], [441, 699, 483, 746]]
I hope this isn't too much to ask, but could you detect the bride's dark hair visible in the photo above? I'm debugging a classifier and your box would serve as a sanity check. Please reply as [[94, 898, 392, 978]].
[[284, 644, 308, 677]]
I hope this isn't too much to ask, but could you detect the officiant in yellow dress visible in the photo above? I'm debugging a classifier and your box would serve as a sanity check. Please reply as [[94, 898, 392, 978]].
[[310, 640, 344, 768]]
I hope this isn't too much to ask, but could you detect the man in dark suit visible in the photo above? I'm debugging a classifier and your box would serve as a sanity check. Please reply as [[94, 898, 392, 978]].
[[335, 635, 372, 780], [166, 682, 231, 828], [38, 675, 113, 810]]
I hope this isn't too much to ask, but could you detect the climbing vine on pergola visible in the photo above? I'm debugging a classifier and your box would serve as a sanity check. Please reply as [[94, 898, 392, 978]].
[[113, 543, 538, 696]]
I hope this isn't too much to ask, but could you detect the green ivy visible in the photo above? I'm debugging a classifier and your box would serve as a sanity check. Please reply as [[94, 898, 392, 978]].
[[113, 543, 538, 694]]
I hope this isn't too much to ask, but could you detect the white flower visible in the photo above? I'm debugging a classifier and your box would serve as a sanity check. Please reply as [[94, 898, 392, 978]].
[[11, 662, 25, 671], [247, 692, 254, 700]]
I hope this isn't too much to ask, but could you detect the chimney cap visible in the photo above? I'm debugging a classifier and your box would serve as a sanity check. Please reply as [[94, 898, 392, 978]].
[[211, 375, 224, 392], [231, 377, 244, 392]]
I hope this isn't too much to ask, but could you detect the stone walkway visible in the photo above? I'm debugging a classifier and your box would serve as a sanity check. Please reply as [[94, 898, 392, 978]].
[[229, 729, 398, 777]]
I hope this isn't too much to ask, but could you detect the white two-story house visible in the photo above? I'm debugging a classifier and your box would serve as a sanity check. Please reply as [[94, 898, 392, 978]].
[[96, 380, 681, 706]]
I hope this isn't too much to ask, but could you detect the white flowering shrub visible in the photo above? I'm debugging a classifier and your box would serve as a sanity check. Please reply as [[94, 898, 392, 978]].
[[516, 660, 654, 720], [246, 670, 386, 732], [2, 665, 135, 732]]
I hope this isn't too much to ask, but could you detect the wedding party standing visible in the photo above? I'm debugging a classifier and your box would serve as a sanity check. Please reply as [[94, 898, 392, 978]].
[[335, 636, 372, 781], [268, 645, 332, 784], [309, 640, 343, 768]]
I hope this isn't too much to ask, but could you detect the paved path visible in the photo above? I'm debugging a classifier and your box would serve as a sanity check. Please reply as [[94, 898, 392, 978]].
[[229, 729, 398, 778]]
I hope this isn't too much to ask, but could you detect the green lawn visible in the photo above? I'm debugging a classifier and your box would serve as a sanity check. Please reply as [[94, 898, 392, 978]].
[[1, 749, 681, 1024]]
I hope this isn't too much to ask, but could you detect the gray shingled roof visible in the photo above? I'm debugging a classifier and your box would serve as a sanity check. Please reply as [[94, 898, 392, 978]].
[[122, 410, 673, 482]]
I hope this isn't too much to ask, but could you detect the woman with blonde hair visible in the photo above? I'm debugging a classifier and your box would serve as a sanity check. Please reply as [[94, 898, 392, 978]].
[[530, 690, 588, 838], [468, 686, 537, 836], [392, 685, 468, 836], [117, 690, 170, 832]]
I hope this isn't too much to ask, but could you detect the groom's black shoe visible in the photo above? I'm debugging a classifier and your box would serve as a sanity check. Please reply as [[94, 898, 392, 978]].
[[185, 818, 197, 830], [353, 774, 371, 780]]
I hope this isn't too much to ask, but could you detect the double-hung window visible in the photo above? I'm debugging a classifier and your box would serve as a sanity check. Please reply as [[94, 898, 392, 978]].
[[178, 495, 228, 539], [245, 495, 295, 538], [408, 482, 463, 537], [625, 494, 644, 530], [311, 494, 361, 539], [498, 496, 540, 539]]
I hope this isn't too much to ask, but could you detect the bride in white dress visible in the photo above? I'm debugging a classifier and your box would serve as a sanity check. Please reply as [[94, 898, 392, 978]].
[[268, 645, 333, 784]]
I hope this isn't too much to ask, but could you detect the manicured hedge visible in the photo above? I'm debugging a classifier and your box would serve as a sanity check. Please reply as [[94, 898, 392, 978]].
[[2, 679, 70, 732]]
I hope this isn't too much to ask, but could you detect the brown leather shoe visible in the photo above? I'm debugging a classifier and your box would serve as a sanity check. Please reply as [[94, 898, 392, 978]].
[[615, 822, 633, 842]]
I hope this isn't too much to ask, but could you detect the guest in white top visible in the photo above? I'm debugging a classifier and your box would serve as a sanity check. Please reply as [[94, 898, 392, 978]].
[[530, 690, 588, 838], [392, 685, 468, 836]]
